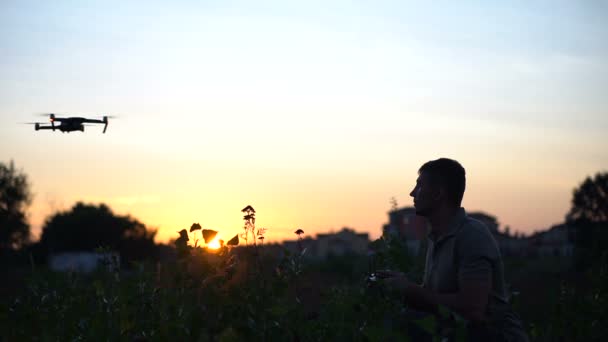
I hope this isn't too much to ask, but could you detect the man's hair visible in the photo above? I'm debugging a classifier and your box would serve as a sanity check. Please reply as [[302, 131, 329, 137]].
[[418, 158, 466, 207]]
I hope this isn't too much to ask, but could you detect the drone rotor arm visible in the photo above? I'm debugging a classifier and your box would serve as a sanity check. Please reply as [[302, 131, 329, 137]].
[[82, 119, 105, 124], [35, 125, 56, 130]]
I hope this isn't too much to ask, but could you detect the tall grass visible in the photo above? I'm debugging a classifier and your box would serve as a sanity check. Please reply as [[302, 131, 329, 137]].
[[3, 205, 603, 340]]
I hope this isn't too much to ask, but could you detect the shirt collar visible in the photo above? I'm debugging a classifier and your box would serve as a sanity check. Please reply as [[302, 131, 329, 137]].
[[428, 207, 467, 244]]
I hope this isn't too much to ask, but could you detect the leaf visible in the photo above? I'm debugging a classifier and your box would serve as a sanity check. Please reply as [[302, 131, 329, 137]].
[[268, 304, 289, 317], [294, 229, 304, 235], [413, 315, 437, 335], [175, 234, 190, 257], [258, 236, 264, 240], [437, 304, 451, 319], [177, 229, 189, 241], [241, 205, 255, 213], [190, 223, 202, 232], [202, 229, 218, 243], [217, 326, 240, 342], [226, 234, 239, 246]]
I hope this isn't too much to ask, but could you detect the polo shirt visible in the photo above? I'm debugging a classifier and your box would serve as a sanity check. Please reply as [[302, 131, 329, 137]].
[[423, 208, 528, 341]]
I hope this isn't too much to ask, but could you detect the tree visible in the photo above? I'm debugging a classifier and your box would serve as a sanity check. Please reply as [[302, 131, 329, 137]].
[[566, 172, 608, 269], [39, 202, 158, 262], [566, 172, 608, 223], [0, 160, 31, 252]]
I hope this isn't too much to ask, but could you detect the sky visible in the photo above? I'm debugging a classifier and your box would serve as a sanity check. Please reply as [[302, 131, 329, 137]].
[[1, 0, 607, 244]]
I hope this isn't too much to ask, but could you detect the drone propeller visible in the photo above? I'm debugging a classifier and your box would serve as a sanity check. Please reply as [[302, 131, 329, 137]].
[[36, 113, 62, 117], [96, 115, 119, 120], [20, 122, 43, 131], [36, 113, 120, 119]]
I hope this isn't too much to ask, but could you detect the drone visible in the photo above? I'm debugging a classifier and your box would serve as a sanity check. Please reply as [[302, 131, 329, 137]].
[[27, 113, 113, 133]]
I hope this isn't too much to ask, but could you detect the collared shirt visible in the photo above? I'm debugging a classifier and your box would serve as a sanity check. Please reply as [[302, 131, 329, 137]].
[[423, 207, 508, 306], [422, 208, 529, 341]]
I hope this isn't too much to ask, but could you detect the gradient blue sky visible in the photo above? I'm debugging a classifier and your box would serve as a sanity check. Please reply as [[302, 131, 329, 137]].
[[1, 0, 607, 243]]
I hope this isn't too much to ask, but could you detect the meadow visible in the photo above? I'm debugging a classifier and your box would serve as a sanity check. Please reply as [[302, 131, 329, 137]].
[[1, 212, 606, 341]]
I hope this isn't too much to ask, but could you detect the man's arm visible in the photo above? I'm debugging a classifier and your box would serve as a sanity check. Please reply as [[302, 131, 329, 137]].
[[380, 223, 496, 321], [404, 275, 492, 321]]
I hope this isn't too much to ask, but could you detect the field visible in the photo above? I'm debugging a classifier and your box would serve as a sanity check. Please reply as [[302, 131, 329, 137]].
[[1, 233, 606, 341]]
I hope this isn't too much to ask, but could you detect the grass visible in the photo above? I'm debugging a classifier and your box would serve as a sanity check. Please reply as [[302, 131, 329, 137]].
[[1, 209, 605, 341]]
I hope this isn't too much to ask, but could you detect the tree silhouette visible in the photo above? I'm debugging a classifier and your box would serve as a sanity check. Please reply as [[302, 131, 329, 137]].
[[567, 172, 608, 223], [0, 160, 31, 252], [566, 172, 608, 269], [38, 202, 158, 262]]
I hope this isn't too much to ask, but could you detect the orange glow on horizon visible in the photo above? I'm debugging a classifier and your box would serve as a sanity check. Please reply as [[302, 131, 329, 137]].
[[207, 237, 221, 250]]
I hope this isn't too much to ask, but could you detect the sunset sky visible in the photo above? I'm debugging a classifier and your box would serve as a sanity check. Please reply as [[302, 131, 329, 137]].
[[1, 0, 607, 244]]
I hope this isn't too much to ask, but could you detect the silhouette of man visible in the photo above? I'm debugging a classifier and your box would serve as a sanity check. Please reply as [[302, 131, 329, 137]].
[[378, 158, 528, 341]]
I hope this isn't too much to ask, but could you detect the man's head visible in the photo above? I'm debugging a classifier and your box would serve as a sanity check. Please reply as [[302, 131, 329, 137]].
[[409, 158, 466, 216]]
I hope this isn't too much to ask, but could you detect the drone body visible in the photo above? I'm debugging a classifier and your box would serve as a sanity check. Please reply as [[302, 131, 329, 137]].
[[33, 113, 110, 133]]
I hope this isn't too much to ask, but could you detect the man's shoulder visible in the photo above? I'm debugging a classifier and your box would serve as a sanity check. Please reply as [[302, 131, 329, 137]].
[[460, 216, 495, 238], [455, 216, 500, 257]]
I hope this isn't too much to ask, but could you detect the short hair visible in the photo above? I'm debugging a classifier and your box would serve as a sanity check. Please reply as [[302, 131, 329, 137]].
[[418, 158, 466, 207]]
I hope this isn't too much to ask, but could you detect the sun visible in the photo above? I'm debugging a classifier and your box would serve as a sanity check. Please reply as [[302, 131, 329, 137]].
[[207, 237, 221, 250]]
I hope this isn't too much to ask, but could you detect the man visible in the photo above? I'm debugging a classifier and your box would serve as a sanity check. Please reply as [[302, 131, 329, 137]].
[[378, 158, 528, 341]]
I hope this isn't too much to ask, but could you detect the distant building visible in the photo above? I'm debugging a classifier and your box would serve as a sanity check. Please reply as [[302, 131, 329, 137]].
[[49, 251, 120, 273], [381, 207, 577, 259], [528, 224, 574, 257], [283, 228, 369, 259], [382, 207, 427, 256], [489, 232, 528, 257], [316, 228, 369, 257], [468, 211, 528, 256]]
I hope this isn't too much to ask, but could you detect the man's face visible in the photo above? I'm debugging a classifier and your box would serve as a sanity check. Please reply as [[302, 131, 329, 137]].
[[409, 172, 439, 217]]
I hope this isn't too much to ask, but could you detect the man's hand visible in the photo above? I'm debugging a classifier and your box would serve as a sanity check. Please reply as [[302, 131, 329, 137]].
[[376, 270, 413, 294], [375, 270, 404, 279]]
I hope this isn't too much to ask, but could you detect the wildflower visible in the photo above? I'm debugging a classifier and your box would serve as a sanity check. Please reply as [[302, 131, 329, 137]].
[[190, 223, 202, 232], [177, 229, 189, 241]]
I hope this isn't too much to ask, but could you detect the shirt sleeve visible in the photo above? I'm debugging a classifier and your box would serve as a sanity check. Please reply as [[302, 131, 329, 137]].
[[456, 221, 498, 282]]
